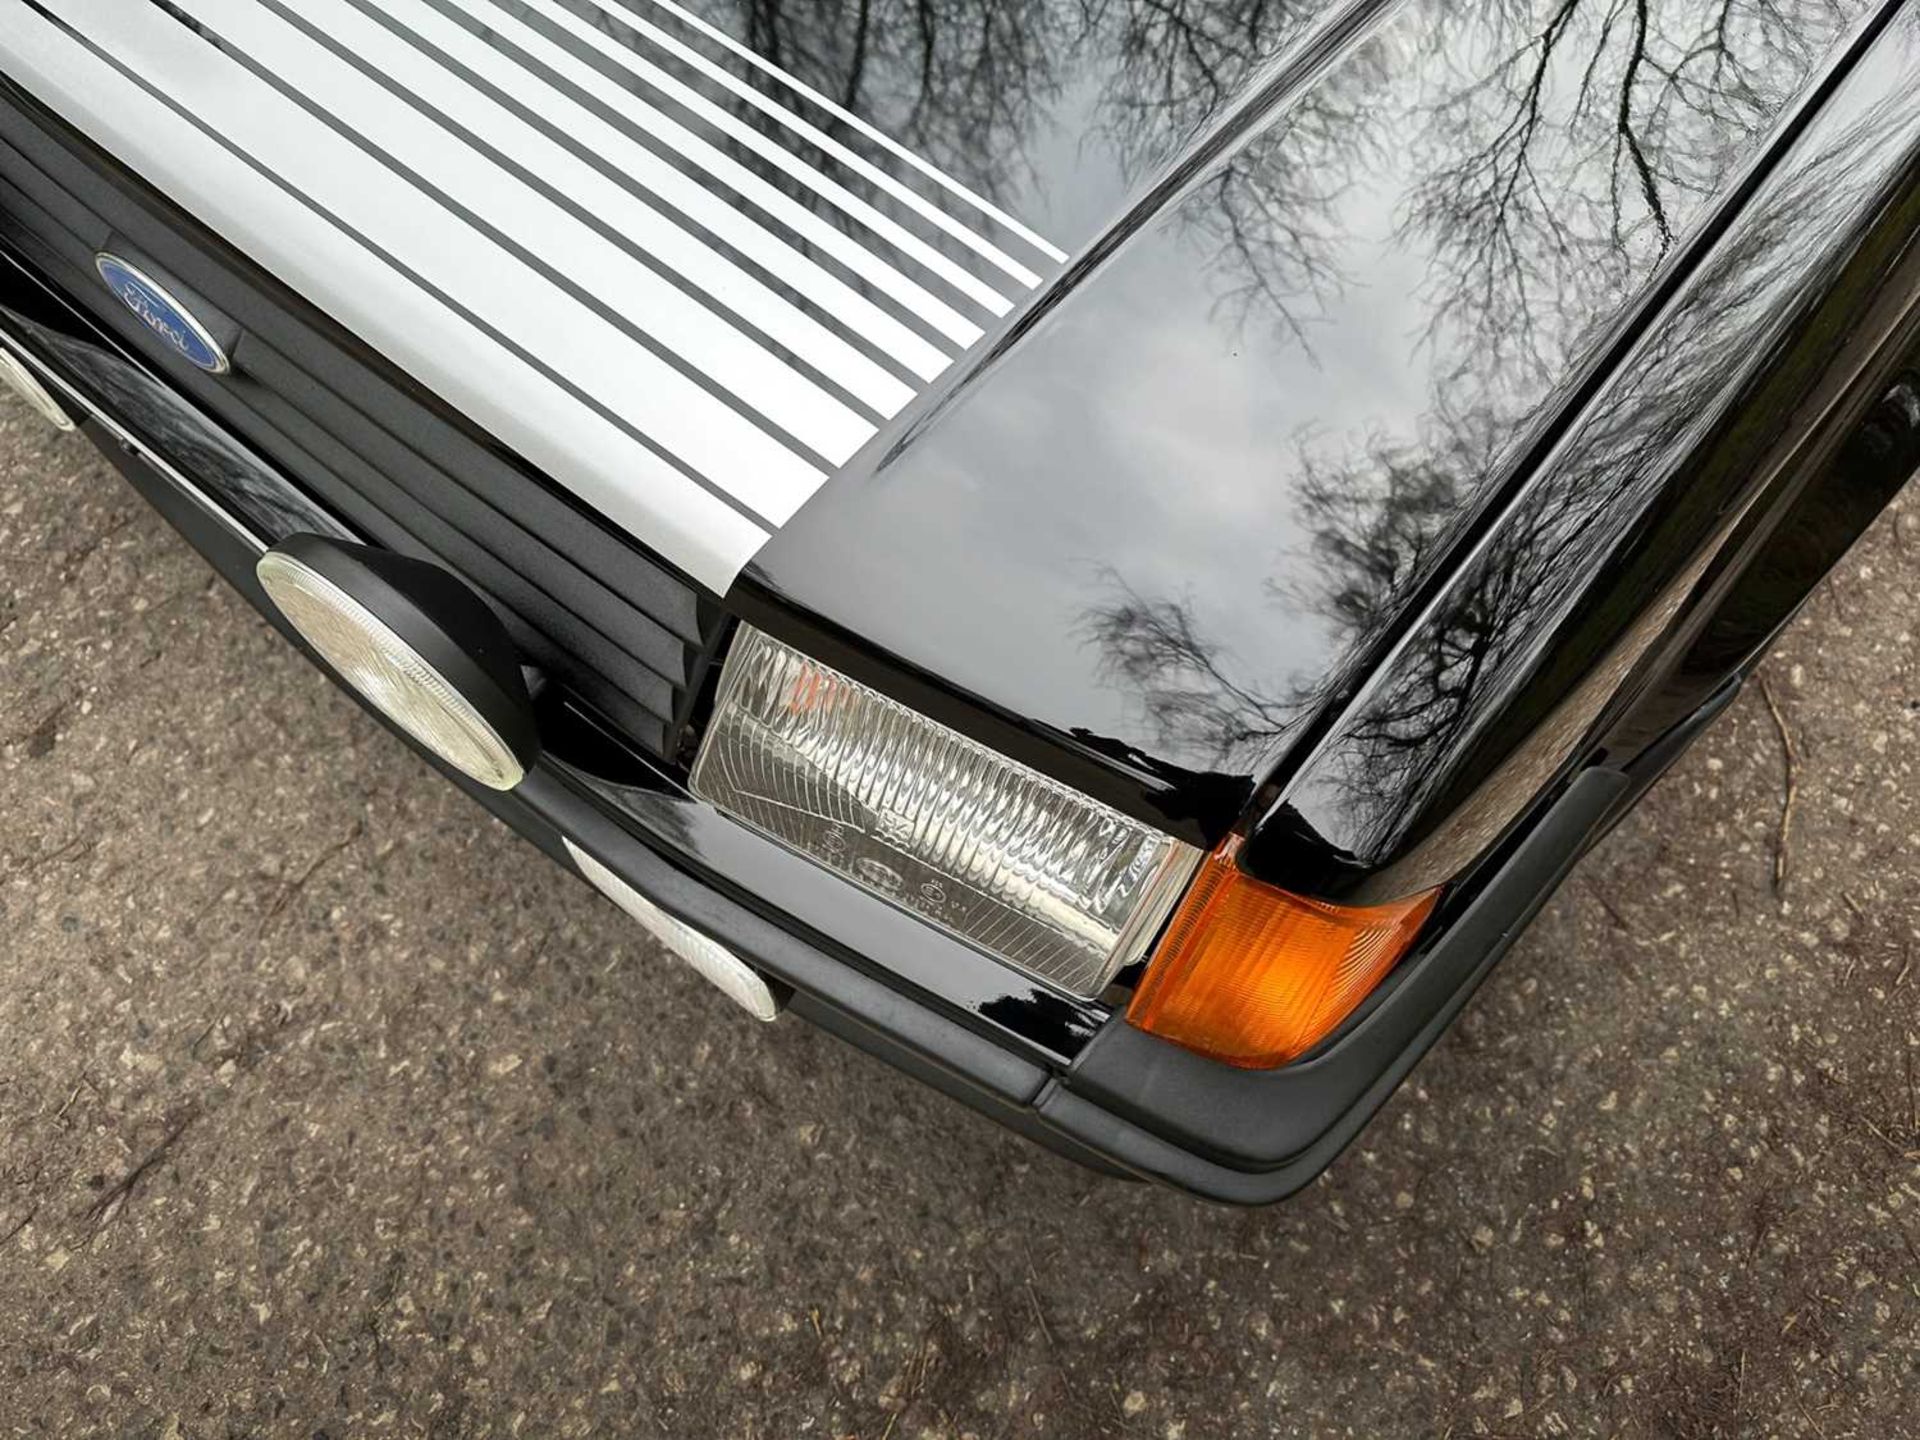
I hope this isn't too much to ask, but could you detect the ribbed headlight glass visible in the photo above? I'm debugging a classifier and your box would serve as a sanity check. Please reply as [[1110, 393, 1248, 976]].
[[690, 627, 1200, 996]]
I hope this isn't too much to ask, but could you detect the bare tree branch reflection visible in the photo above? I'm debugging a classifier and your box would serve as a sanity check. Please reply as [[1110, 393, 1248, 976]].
[[1078, 573, 1301, 765], [1181, 76, 1382, 347], [1070, 0, 1872, 781], [1087, 0, 1381, 344], [1297, 82, 1912, 858], [569, 0, 1878, 810], [1286, 406, 1507, 640], [1403, 0, 1857, 392], [724, 0, 1080, 199]]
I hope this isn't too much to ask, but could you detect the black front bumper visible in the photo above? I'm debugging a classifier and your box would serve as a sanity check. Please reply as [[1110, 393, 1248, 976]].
[[2, 246, 1715, 1204]]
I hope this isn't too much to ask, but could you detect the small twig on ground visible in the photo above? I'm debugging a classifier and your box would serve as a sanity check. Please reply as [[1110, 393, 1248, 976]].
[[188, 1017, 219, 1060], [1824, 576, 1848, 623], [258, 821, 364, 935], [1581, 874, 1632, 933], [0, 1206, 36, 1248], [60, 512, 130, 576], [3, 832, 97, 879], [9, 701, 64, 758], [1860, 1117, 1917, 1159], [1021, 1243, 1054, 1351], [53, 1079, 84, 1126], [1758, 673, 1799, 897], [1906, 1046, 1918, 1141], [50, 1071, 102, 1127], [1024, 1278, 1054, 1350], [85, 1111, 197, 1229]]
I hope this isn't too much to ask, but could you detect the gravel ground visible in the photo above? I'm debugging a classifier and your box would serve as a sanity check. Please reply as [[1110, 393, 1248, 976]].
[[2, 390, 1918, 1438]]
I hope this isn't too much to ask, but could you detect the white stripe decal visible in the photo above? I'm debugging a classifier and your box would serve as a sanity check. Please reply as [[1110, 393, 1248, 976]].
[[91, 0, 826, 516], [568, 0, 1044, 289], [427, 0, 990, 345], [366, 0, 958, 381], [170, 0, 875, 465], [0, 0, 1063, 591], [270, 0, 921, 417], [493, 0, 1021, 315], [640, 0, 1068, 263]]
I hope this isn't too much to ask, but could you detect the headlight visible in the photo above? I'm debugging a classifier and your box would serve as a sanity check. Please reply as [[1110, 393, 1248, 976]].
[[690, 627, 1199, 996]]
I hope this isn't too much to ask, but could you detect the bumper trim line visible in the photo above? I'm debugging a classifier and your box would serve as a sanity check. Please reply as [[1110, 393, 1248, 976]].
[[0, 305, 267, 555]]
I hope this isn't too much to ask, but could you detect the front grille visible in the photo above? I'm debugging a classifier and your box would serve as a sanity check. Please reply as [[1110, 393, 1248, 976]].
[[0, 81, 722, 761]]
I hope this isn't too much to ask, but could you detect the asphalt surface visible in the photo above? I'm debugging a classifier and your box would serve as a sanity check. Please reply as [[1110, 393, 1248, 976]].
[[2, 390, 1918, 1439]]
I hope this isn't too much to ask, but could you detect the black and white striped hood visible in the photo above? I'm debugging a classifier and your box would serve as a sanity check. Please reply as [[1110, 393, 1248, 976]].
[[2, 0, 1070, 590]]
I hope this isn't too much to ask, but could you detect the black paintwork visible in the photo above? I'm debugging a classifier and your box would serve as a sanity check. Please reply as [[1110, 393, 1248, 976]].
[[1257, 1, 1920, 898], [76, 384, 1738, 1201], [742, 0, 1886, 856]]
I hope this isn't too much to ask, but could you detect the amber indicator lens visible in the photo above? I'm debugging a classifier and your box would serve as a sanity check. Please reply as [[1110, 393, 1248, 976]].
[[1126, 841, 1438, 1068]]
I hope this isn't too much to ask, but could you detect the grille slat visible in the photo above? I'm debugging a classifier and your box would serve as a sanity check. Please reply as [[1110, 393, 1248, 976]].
[[0, 90, 720, 761]]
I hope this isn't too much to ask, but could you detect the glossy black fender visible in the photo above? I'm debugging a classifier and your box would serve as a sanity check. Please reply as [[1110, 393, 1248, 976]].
[[1253, 2, 1920, 902]]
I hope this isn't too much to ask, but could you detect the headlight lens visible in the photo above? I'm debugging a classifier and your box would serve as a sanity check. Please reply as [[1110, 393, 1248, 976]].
[[690, 627, 1199, 996]]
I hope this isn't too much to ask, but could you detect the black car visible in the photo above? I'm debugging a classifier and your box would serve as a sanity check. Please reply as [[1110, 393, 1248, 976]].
[[2, 0, 1916, 1202]]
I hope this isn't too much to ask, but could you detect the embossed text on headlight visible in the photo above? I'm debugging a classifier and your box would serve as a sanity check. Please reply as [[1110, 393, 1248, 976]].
[[690, 628, 1200, 996]]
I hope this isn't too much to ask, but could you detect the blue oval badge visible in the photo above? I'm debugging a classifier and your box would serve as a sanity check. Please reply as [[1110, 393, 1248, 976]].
[[95, 254, 230, 374]]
